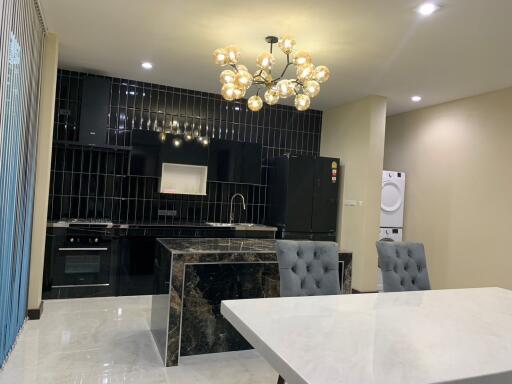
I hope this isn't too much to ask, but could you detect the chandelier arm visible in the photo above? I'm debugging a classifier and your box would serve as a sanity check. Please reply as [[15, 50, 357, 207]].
[[279, 63, 292, 80]]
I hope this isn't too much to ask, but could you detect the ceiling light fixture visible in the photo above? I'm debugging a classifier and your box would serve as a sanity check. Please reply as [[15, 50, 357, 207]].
[[417, 2, 439, 16], [411, 95, 422, 103], [141, 62, 153, 70], [212, 35, 330, 112]]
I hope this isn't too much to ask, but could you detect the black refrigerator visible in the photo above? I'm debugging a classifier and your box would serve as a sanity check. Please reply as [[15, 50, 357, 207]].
[[268, 155, 340, 241]]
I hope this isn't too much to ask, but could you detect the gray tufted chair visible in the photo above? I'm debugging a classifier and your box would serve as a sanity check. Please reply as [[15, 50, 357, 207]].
[[376, 241, 431, 292], [276, 240, 340, 297]]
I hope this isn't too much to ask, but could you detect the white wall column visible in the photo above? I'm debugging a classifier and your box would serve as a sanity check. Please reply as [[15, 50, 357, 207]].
[[28, 32, 59, 314], [321, 96, 386, 292]]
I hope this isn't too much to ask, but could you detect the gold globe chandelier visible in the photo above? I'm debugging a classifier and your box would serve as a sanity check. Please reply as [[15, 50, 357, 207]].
[[212, 35, 330, 112]]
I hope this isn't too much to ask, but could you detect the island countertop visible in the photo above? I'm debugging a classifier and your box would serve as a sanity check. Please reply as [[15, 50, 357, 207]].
[[156, 238, 277, 254], [151, 237, 353, 367]]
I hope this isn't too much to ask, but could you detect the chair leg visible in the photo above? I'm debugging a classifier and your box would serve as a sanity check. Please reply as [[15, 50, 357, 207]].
[[277, 375, 285, 384]]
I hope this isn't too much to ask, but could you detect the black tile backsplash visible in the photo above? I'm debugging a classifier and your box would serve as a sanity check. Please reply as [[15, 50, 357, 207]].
[[48, 69, 322, 225]]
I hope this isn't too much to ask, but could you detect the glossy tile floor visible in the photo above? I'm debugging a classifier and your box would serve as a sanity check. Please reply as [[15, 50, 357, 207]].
[[0, 296, 277, 383]]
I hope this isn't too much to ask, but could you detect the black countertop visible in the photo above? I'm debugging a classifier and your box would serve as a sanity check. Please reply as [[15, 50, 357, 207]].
[[47, 221, 277, 231], [157, 238, 277, 254]]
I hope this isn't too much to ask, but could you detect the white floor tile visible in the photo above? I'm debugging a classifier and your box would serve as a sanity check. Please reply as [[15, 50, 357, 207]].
[[0, 296, 277, 384]]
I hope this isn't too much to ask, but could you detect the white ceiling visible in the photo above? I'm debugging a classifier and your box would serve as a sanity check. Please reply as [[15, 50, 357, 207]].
[[39, 0, 512, 115]]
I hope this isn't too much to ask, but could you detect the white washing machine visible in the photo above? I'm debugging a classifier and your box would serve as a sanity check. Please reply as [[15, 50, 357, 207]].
[[377, 228, 403, 292], [380, 171, 406, 229]]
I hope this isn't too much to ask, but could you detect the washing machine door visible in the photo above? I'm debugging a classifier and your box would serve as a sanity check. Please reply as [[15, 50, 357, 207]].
[[380, 175, 405, 228], [381, 180, 403, 213]]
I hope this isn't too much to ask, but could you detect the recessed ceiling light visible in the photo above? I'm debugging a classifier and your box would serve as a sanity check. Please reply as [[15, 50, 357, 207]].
[[141, 62, 153, 70], [417, 2, 439, 16], [411, 95, 422, 103]]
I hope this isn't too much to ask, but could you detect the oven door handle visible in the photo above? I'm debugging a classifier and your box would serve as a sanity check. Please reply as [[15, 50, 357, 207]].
[[58, 247, 109, 251]]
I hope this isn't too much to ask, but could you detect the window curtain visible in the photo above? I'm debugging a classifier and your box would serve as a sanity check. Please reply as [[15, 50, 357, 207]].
[[0, 0, 45, 367]]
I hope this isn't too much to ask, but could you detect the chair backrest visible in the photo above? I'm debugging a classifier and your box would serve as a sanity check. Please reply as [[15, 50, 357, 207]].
[[276, 240, 340, 297], [376, 241, 431, 292]]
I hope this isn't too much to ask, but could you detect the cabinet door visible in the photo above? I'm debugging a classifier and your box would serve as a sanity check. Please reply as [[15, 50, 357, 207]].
[[118, 237, 155, 296], [312, 157, 339, 233], [79, 77, 111, 145], [286, 158, 315, 232]]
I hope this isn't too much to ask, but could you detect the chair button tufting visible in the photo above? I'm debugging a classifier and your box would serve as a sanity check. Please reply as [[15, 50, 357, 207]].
[[315, 281, 320, 288], [395, 250, 400, 258], [306, 265, 311, 272], [324, 267, 329, 274], [412, 279, 416, 285]]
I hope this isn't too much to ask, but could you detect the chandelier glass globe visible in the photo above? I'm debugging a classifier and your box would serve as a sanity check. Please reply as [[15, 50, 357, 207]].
[[303, 80, 320, 97], [264, 88, 280, 105], [225, 45, 241, 64], [219, 69, 236, 84], [212, 48, 228, 66], [314, 65, 330, 83], [248, 95, 263, 112], [294, 94, 311, 111]]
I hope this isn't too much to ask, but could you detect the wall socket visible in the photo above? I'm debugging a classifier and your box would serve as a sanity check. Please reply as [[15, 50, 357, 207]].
[[344, 200, 364, 207]]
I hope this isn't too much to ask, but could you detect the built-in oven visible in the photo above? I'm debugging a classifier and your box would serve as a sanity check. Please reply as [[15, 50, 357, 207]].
[[44, 224, 118, 299], [53, 235, 111, 288]]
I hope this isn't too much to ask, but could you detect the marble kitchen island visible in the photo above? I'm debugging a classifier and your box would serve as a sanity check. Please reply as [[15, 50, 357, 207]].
[[150, 238, 352, 366]]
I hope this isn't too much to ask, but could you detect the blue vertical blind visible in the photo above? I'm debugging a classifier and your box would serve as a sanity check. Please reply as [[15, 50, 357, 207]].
[[0, 0, 44, 367]]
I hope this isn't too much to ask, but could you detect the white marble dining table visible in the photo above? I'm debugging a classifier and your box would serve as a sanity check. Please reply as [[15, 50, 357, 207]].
[[221, 287, 512, 384]]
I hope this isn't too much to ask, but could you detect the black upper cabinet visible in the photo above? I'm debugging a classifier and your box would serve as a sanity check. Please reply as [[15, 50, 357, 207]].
[[208, 139, 262, 184], [129, 130, 208, 176], [78, 77, 111, 145]]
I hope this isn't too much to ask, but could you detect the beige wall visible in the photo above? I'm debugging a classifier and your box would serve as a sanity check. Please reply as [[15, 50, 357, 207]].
[[385, 87, 512, 289], [321, 96, 387, 292], [28, 33, 59, 311]]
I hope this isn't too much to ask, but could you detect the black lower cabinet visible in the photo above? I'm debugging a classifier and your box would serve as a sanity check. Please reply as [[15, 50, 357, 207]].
[[43, 225, 276, 299], [118, 237, 156, 296]]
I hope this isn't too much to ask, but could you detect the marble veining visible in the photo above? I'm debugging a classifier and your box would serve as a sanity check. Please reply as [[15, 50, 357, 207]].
[[222, 287, 512, 384], [151, 238, 353, 367], [157, 238, 278, 254]]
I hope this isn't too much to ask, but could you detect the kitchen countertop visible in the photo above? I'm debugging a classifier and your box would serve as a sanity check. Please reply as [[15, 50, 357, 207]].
[[47, 220, 277, 231], [157, 238, 277, 254]]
